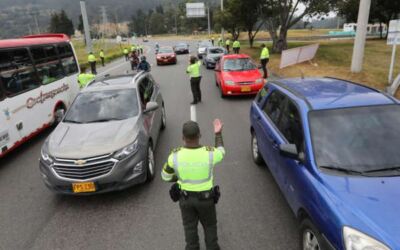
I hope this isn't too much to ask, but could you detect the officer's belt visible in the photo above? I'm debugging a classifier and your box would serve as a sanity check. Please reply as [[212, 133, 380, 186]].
[[181, 190, 213, 199]]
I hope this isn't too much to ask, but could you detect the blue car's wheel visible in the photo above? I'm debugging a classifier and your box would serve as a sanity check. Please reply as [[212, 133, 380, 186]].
[[251, 132, 264, 166], [300, 218, 322, 250]]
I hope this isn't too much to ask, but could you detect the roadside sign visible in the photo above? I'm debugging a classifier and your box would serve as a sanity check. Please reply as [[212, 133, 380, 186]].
[[280, 44, 319, 69], [387, 20, 400, 45], [186, 3, 206, 18]]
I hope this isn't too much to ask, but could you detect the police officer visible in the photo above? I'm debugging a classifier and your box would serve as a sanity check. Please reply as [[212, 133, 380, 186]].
[[225, 38, 231, 53], [123, 48, 129, 61], [211, 37, 214, 46], [99, 49, 105, 66], [162, 119, 225, 250], [260, 43, 270, 79], [77, 70, 95, 89], [186, 56, 202, 104], [232, 40, 240, 54], [88, 52, 97, 74]]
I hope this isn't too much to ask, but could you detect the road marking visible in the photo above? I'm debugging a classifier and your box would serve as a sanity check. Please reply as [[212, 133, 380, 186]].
[[190, 105, 197, 122], [97, 59, 128, 76]]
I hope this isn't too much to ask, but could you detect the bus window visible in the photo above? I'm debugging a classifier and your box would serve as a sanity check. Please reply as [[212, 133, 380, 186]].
[[57, 43, 78, 75], [31, 45, 64, 85], [0, 81, 4, 101], [0, 49, 40, 96]]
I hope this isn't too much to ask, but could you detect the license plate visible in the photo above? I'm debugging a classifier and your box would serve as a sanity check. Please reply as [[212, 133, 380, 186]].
[[72, 182, 96, 193], [0, 131, 9, 147], [241, 86, 251, 92]]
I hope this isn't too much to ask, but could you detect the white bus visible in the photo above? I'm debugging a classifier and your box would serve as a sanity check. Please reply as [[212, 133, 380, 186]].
[[0, 34, 80, 158]]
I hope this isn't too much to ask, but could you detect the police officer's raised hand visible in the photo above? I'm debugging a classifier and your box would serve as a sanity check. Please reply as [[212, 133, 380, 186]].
[[213, 119, 223, 134]]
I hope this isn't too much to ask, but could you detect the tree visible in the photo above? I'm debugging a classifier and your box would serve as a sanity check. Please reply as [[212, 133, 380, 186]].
[[214, 9, 240, 40], [262, 0, 338, 53], [49, 10, 74, 36], [149, 12, 167, 34]]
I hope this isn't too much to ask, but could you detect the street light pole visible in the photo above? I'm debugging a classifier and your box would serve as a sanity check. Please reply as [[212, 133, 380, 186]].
[[207, 6, 211, 36], [221, 0, 224, 43], [80, 1, 92, 53], [351, 0, 371, 73]]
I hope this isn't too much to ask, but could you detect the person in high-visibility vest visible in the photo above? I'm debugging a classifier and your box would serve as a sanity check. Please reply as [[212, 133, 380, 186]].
[[232, 40, 241, 54], [186, 56, 202, 105], [99, 49, 105, 67], [260, 43, 270, 79], [77, 71, 95, 89], [217, 37, 223, 47], [162, 119, 225, 250], [131, 44, 136, 52], [139, 45, 144, 55], [87, 52, 97, 74], [225, 39, 231, 53], [123, 48, 129, 61], [211, 37, 214, 46]]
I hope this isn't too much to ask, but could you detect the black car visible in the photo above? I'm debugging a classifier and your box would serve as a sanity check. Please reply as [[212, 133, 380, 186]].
[[174, 43, 189, 54]]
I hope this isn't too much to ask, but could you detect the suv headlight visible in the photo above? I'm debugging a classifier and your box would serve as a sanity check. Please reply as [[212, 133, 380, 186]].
[[343, 226, 390, 250], [225, 80, 235, 86], [255, 78, 265, 84], [40, 141, 54, 165], [113, 140, 139, 160]]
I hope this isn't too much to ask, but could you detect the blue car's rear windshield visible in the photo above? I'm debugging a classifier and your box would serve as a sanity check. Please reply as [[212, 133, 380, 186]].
[[64, 89, 138, 123], [309, 105, 400, 173]]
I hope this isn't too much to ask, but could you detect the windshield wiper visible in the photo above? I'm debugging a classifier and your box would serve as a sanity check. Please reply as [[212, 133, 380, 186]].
[[319, 165, 365, 175], [85, 118, 123, 123], [364, 166, 400, 173], [63, 119, 83, 124]]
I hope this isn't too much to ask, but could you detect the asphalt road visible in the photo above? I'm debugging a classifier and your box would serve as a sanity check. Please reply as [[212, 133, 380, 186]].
[[0, 40, 299, 250]]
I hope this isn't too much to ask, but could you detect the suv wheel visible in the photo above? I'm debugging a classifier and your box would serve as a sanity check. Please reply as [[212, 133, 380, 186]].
[[146, 143, 155, 182], [300, 218, 322, 250], [251, 132, 264, 165], [161, 105, 166, 130]]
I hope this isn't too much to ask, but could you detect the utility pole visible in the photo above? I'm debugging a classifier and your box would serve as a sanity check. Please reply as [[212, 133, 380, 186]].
[[80, 1, 92, 53], [207, 6, 211, 36], [100, 6, 108, 49], [32, 12, 40, 34], [351, 0, 371, 73], [175, 12, 178, 35], [221, 0, 224, 42]]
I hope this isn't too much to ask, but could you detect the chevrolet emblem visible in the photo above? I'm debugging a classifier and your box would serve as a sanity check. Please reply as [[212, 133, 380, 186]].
[[75, 160, 87, 165]]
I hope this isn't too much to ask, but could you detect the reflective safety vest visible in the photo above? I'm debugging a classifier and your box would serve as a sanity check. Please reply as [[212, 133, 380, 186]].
[[186, 61, 202, 78], [260, 47, 270, 59], [131, 45, 136, 52], [78, 73, 95, 88], [123, 48, 129, 54], [88, 54, 96, 62], [99, 51, 105, 58], [232, 40, 240, 48], [225, 39, 231, 46], [163, 147, 225, 192]]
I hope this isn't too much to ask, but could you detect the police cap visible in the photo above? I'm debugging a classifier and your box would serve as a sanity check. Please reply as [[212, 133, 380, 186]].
[[182, 121, 200, 139]]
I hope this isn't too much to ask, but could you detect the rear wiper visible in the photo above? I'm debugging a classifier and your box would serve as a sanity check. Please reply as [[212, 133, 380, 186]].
[[319, 165, 365, 175], [364, 166, 400, 173]]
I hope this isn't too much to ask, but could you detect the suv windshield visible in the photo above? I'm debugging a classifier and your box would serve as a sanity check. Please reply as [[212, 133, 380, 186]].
[[223, 58, 256, 71], [64, 89, 139, 123], [310, 105, 400, 174]]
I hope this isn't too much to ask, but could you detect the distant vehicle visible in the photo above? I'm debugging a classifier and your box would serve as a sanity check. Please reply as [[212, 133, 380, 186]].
[[142, 37, 149, 42], [156, 47, 177, 65], [174, 43, 189, 54], [0, 34, 80, 158], [203, 46, 227, 69], [250, 78, 400, 250], [197, 40, 213, 59], [39, 72, 166, 194], [214, 54, 264, 97], [122, 37, 128, 42]]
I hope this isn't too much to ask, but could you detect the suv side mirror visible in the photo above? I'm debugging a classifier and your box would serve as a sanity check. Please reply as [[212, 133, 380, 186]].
[[144, 102, 159, 114], [279, 144, 299, 159]]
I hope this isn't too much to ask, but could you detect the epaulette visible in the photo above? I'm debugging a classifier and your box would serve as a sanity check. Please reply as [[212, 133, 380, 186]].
[[205, 146, 214, 151], [172, 147, 182, 153]]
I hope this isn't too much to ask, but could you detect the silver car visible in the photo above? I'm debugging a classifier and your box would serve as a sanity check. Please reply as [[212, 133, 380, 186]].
[[203, 47, 227, 69], [39, 72, 166, 194], [197, 40, 213, 59]]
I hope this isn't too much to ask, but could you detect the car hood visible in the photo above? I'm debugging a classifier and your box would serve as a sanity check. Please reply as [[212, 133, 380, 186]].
[[206, 54, 223, 60], [222, 69, 262, 83], [323, 174, 400, 247], [157, 53, 175, 57], [48, 117, 140, 159]]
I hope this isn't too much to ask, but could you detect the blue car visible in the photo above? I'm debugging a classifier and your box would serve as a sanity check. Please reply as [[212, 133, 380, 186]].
[[250, 77, 400, 250]]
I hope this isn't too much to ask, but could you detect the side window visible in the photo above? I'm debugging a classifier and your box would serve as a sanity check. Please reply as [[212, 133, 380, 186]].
[[138, 77, 154, 107], [262, 91, 286, 125], [31, 45, 64, 85], [277, 100, 304, 152], [57, 43, 78, 75], [0, 81, 4, 101], [256, 85, 269, 103], [0, 49, 40, 96]]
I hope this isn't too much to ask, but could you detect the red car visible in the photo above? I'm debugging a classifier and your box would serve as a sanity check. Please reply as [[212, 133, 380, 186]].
[[214, 54, 265, 97], [156, 46, 177, 65]]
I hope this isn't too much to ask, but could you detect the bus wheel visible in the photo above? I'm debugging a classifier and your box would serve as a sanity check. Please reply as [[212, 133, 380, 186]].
[[54, 105, 66, 124]]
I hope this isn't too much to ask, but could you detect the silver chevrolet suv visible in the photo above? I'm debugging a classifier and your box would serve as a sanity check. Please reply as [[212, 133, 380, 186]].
[[39, 72, 166, 194]]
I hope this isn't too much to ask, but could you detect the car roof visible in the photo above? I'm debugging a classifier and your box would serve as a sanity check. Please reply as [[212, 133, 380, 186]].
[[271, 77, 396, 110], [222, 54, 250, 59], [83, 73, 144, 92]]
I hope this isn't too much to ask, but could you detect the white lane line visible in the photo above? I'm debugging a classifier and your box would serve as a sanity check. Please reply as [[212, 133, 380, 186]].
[[97, 59, 128, 76], [190, 105, 197, 122]]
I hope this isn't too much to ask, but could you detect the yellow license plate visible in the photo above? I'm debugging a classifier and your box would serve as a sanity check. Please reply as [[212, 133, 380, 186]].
[[241, 86, 251, 92], [72, 182, 96, 193]]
